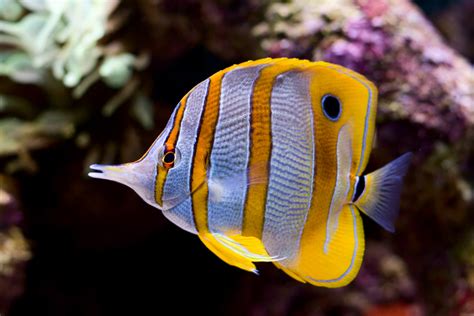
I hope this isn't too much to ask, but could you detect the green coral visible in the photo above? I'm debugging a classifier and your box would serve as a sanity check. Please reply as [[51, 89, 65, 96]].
[[0, 0, 23, 21], [0, 0, 152, 165], [0, 0, 126, 88]]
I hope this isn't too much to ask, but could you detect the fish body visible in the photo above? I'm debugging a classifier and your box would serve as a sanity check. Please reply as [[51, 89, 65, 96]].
[[89, 58, 411, 287]]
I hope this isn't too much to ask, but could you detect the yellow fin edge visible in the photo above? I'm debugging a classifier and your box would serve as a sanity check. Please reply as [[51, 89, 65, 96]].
[[304, 206, 365, 288], [277, 205, 365, 288], [198, 233, 279, 273]]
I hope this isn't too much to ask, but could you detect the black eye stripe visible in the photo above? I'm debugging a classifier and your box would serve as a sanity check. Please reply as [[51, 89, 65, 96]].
[[322, 94, 341, 121]]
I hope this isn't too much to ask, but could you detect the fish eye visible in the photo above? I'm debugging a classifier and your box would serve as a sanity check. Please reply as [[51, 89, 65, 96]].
[[160, 146, 181, 169], [163, 152, 175, 164], [321, 94, 341, 121]]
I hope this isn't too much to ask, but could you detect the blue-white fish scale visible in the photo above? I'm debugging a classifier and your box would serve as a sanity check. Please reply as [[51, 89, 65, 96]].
[[263, 71, 315, 262], [207, 66, 263, 234]]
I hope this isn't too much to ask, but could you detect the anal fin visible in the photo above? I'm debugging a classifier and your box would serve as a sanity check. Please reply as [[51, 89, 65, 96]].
[[273, 262, 307, 283], [199, 233, 280, 274]]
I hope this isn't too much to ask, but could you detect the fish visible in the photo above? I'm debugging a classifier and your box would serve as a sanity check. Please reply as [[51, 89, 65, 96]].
[[88, 58, 412, 287]]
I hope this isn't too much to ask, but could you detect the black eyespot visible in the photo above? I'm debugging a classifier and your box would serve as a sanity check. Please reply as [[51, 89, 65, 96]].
[[322, 94, 341, 121], [352, 176, 365, 202], [162, 151, 175, 164]]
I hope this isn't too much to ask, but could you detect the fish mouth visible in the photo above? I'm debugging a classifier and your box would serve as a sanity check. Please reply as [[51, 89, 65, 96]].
[[89, 163, 207, 213], [88, 163, 159, 210], [88, 164, 106, 178], [88, 162, 183, 212], [88, 163, 133, 182], [88, 164, 117, 180]]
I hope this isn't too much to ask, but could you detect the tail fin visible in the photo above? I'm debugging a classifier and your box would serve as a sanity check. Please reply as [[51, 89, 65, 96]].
[[353, 152, 412, 232]]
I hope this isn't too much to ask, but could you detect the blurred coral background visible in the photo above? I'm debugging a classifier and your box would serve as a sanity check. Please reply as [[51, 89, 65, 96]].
[[0, 0, 472, 315]]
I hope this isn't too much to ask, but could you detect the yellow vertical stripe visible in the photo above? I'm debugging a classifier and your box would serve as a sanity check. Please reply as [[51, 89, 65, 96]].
[[242, 60, 310, 238], [296, 66, 349, 275], [154, 95, 188, 205], [189, 58, 311, 235], [293, 64, 371, 286], [190, 60, 280, 233], [190, 72, 226, 233]]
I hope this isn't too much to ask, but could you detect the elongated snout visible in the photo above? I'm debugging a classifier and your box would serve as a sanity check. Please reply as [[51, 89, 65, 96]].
[[88, 161, 160, 210]]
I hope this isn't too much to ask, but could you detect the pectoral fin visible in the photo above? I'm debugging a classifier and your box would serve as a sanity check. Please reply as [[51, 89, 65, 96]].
[[207, 161, 269, 204]]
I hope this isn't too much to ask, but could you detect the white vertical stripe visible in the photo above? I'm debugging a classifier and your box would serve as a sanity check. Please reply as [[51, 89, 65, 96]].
[[323, 124, 352, 253], [161, 79, 210, 234], [263, 71, 314, 262], [207, 66, 264, 234]]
